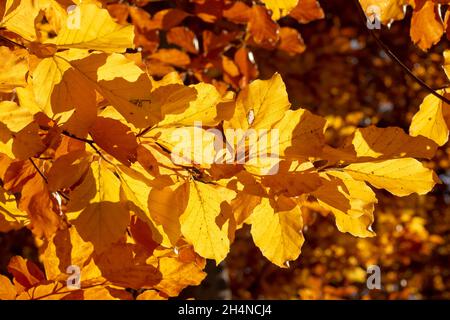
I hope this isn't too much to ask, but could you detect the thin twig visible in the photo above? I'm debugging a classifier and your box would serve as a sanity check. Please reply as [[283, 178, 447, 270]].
[[28, 158, 70, 200], [60, 130, 111, 163], [61, 130, 95, 144], [29, 158, 48, 184], [0, 34, 28, 49], [353, 0, 450, 105], [137, 125, 154, 138]]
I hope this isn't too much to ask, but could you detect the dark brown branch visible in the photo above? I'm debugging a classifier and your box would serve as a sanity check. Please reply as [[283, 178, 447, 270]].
[[61, 130, 112, 163], [136, 125, 154, 138], [29, 158, 48, 184], [61, 130, 95, 144], [0, 34, 28, 49], [29, 158, 70, 201], [353, 0, 450, 105]]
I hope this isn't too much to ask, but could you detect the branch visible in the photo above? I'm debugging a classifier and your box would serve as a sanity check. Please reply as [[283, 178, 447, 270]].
[[29, 158, 48, 184], [0, 34, 28, 49], [60, 130, 111, 163], [29, 158, 70, 201], [353, 0, 450, 105], [136, 125, 154, 138]]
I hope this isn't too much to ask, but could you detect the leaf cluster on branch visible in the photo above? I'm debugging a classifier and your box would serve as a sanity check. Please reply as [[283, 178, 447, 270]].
[[0, 0, 444, 300]]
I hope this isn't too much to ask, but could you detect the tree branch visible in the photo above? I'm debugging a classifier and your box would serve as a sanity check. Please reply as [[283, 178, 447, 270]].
[[29, 158, 48, 184], [29, 158, 70, 201], [0, 34, 28, 49], [60, 130, 111, 163]]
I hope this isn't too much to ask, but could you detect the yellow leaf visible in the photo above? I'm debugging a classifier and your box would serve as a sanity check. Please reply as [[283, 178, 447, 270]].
[[344, 158, 439, 196], [0, 0, 41, 41], [410, 90, 450, 146], [89, 117, 138, 166], [443, 50, 450, 80], [0, 274, 17, 300], [313, 171, 377, 237], [31, 50, 155, 132], [41, 226, 98, 282], [94, 243, 160, 289], [118, 164, 181, 247], [261, 0, 299, 20], [0, 101, 34, 133], [261, 161, 322, 196], [149, 126, 218, 168], [0, 47, 28, 92], [359, 0, 410, 24], [67, 160, 130, 252], [352, 125, 437, 159], [157, 83, 222, 127], [48, 3, 135, 53], [147, 183, 189, 246], [136, 290, 167, 300], [16, 281, 73, 300], [180, 181, 236, 264], [7, 256, 45, 289], [154, 256, 206, 297], [0, 187, 28, 232], [275, 108, 326, 157], [31, 52, 97, 136], [249, 196, 304, 267], [226, 73, 290, 131]]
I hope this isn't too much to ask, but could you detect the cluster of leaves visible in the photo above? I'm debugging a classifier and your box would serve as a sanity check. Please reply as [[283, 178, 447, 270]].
[[0, 0, 445, 300], [105, 0, 324, 91], [360, 0, 450, 51], [360, 0, 450, 170], [225, 0, 450, 299]]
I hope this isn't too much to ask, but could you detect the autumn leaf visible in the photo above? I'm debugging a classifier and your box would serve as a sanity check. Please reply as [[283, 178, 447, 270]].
[[359, 0, 409, 24], [410, 0, 444, 51], [261, 0, 299, 20], [313, 171, 377, 237], [0, 0, 41, 41], [67, 160, 130, 252], [180, 180, 236, 264], [0, 275, 17, 300], [344, 158, 439, 196], [410, 90, 450, 146], [0, 47, 28, 92], [48, 3, 135, 53], [248, 196, 304, 267]]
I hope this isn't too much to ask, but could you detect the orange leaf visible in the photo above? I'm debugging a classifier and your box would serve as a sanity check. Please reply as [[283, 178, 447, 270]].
[[278, 27, 306, 55], [90, 117, 138, 166], [167, 27, 199, 54]]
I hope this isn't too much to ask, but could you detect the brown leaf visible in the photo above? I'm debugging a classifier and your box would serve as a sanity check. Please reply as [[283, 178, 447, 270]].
[[167, 27, 199, 54], [89, 117, 139, 166], [19, 174, 63, 238], [278, 27, 306, 55], [248, 5, 280, 48], [289, 0, 325, 23]]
